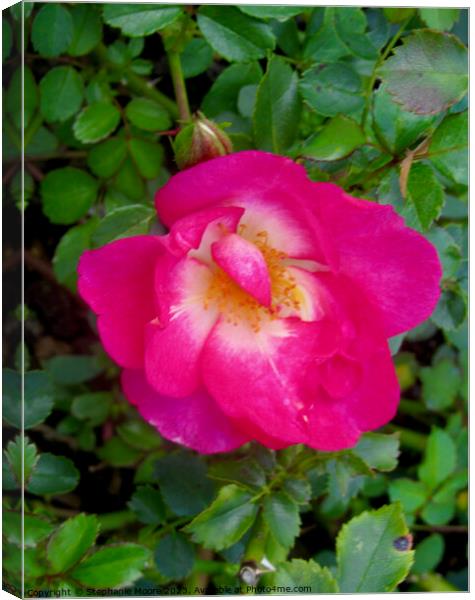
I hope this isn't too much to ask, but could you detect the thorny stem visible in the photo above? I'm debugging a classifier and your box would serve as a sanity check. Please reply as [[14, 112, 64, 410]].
[[167, 50, 192, 123]]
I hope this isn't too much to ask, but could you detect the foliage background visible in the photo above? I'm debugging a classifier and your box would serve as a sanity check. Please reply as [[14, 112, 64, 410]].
[[3, 3, 468, 596]]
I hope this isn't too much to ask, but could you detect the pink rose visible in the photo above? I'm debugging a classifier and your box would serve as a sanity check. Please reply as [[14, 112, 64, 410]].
[[78, 151, 442, 454]]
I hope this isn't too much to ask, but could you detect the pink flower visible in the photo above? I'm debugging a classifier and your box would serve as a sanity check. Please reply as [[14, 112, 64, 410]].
[[78, 151, 442, 454]]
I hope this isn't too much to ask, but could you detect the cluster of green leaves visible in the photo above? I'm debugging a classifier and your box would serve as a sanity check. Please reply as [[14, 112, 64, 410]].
[[3, 4, 467, 596]]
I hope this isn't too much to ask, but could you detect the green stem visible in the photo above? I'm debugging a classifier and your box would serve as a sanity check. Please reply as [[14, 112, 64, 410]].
[[398, 398, 426, 416], [361, 18, 411, 128], [167, 50, 191, 122], [192, 559, 236, 576], [416, 574, 458, 592], [97, 510, 137, 532], [387, 425, 427, 451], [243, 513, 268, 563], [95, 43, 178, 119]]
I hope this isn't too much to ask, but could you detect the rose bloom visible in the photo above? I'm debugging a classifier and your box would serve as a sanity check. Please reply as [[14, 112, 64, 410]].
[[78, 151, 441, 454]]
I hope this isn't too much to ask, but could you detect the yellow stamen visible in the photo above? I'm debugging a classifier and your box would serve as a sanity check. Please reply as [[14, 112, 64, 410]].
[[203, 229, 302, 329]]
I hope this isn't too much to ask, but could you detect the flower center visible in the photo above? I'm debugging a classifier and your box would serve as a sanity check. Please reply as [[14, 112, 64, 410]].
[[203, 227, 302, 331]]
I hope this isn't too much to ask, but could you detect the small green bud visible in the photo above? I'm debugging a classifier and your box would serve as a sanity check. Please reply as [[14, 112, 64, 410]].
[[173, 113, 233, 170]]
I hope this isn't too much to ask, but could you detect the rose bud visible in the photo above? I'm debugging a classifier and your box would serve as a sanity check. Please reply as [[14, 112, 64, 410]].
[[174, 113, 233, 170]]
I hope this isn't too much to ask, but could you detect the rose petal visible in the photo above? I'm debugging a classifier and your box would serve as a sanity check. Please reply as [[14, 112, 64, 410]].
[[312, 183, 442, 336], [78, 236, 163, 368], [146, 258, 219, 397], [167, 205, 244, 256], [202, 316, 340, 446], [212, 233, 272, 306], [122, 370, 249, 454], [155, 150, 328, 261]]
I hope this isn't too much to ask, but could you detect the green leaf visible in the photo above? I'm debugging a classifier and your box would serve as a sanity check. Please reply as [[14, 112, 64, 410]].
[[388, 479, 428, 513], [336, 504, 414, 592], [3, 18, 12, 59], [3, 369, 54, 429], [92, 205, 155, 247], [372, 85, 437, 155], [129, 37, 145, 58], [31, 4, 73, 58], [421, 500, 454, 527], [155, 453, 215, 517], [88, 138, 128, 179], [2, 369, 20, 429], [197, 6, 275, 62], [3, 460, 18, 491], [155, 532, 195, 580], [27, 453, 79, 496], [419, 9, 459, 31], [24, 371, 55, 429], [383, 8, 416, 23], [263, 492, 300, 550], [273, 18, 301, 58], [128, 138, 164, 179], [421, 473, 466, 526], [418, 428, 456, 490], [27, 126, 60, 156], [41, 167, 98, 225], [6, 67, 38, 129], [73, 102, 121, 144], [353, 432, 400, 472], [4, 511, 54, 547], [102, 4, 182, 37], [304, 8, 377, 62], [272, 559, 338, 592], [431, 287, 467, 332], [53, 218, 99, 291], [202, 62, 262, 117], [428, 111, 468, 186], [128, 485, 166, 525], [113, 158, 146, 201], [185, 484, 258, 551], [406, 162, 445, 230], [237, 84, 258, 118], [98, 437, 142, 467], [429, 226, 463, 279], [47, 514, 99, 574], [45, 354, 102, 385], [71, 392, 112, 426], [379, 30, 468, 115], [300, 63, 364, 117], [239, 6, 306, 21], [301, 115, 365, 160], [413, 533, 445, 575], [208, 458, 266, 489], [253, 56, 300, 154], [125, 98, 172, 131], [182, 38, 214, 79], [117, 420, 162, 451], [68, 4, 102, 56], [39, 66, 84, 123], [282, 478, 312, 505], [71, 544, 151, 587], [5, 435, 38, 486], [10, 3, 34, 20], [420, 359, 461, 411]]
